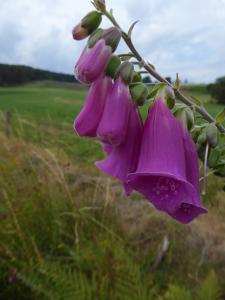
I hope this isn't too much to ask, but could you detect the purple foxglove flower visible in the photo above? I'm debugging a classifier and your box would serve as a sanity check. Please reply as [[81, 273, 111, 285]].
[[127, 98, 207, 224], [75, 39, 112, 84], [169, 123, 208, 222], [97, 77, 132, 146], [96, 103, 143, 195], [74, 75, 112, 137], [101, 143, 113, 155]]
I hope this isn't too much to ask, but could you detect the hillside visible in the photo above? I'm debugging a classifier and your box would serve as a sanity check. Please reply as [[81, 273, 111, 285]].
[[0, 63, 77, 86]]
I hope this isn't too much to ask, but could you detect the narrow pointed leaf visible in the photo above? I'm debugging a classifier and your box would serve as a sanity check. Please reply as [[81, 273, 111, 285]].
[[216, 108, 225, 125], [174, 73, 181, 90], [191, 95, 203, 107], [128, 21, 139, 38], [147, 83, 167, 100]]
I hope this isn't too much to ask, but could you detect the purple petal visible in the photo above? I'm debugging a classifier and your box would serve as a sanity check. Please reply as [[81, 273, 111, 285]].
[[74, 75, 112, 137], [97, 77, 132, 146], [101, 143, 113, 155], [168, 123, 207, 223], [127, 98, 207, 224], [96, 103, 143, 195], [75, 39, 112, 84]]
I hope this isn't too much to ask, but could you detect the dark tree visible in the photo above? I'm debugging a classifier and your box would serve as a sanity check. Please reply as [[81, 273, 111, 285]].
[[0, 64, 77, 86], [207, 77, 225, 104], [142, 76, 152, 84], [165, 77, 172, 84]]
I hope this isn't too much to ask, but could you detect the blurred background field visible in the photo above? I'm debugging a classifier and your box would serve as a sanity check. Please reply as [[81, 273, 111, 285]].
[[0, 81, 225, 299]]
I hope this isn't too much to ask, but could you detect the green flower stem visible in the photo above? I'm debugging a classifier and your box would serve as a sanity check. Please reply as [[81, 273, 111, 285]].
[[202, 143, 210, 195], [104, 10, 225, 134]]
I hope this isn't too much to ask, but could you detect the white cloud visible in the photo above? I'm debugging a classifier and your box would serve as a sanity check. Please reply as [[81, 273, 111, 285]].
[[0, 0, 225, 82]]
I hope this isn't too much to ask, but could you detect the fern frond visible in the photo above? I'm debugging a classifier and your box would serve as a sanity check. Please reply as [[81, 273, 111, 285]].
[[18, 261, 91, 300], [164, 284, 192, 300], [196, 270, 222, 300]]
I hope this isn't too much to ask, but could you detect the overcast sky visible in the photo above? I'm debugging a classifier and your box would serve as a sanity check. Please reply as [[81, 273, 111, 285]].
[[0, 0, 225, 83]]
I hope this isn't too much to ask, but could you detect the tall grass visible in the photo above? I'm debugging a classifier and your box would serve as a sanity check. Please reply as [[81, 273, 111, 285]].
[[0, 118, 224, 299], [0, 84, 225, 298]]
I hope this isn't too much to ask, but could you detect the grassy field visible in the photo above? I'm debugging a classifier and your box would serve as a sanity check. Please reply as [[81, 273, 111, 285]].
[[0, 82, 225, 299], [0, 82, 223, 162]]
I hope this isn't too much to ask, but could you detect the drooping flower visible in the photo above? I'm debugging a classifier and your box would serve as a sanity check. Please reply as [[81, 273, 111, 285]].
[[127, 98, 207, 224], [101, 143, 113, 155], [97, 77, 132, 146], [75, 39, 112, 84], [169, 123, 208, 222], [96, 103, 143, 194], [73, 75, 112, 137]]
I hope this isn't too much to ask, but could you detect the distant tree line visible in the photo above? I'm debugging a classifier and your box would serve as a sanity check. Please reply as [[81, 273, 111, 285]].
[[0, 64, 77, 86], [207, 76, 225, 105]]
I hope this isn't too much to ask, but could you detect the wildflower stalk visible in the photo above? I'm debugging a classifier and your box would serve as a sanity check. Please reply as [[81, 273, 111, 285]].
[[104, 10, 225, 134], [202, 143, 209, 195]]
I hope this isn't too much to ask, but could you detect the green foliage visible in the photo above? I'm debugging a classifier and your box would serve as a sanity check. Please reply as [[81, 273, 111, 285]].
[[18, 260, 156, 300], [162, 271, 222, 300], [0, 85, 225, 299], [196, 270, 222, 300], [164, 284, 192, 300]]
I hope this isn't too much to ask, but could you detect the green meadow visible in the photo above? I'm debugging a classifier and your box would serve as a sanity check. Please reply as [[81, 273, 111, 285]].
[[0, 82, 225, 299]]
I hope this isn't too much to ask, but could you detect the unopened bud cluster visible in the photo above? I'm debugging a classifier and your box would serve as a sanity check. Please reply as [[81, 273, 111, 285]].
[[72, 10, 152, 107]]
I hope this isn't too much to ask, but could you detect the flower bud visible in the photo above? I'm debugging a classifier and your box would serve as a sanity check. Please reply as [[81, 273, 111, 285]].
[[157, 86, 175, 109], [116, 61, 134, 84], [132, 71, 142, 83], [88, 28, 104, 48], [192, 127, 201, 143], [197, 130, 207, 146], [174, 107, 194, 130], [102, 27, 122, 52], [75, 39, 112, 84], [129, 83, 149, 106], [82, 11, 102, 31], [72, 11, 102, 40], [105, 55, 121, 78], [72, 23, 89, 40], [206, 124, 218, 148], [93, 0, 106, 12], [164, 86, 175, 109]]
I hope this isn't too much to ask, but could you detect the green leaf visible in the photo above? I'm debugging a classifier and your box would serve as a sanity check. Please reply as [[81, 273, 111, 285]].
[[164, 284, 192, 300], [128, 20, 139, 38], [147, 82, 167, 99], [118, 52, 134, 61], [174, 73, 181, 90], [196, 270, 222, 300], [191, 95, 203, 106], [216, 108, 225, 125]]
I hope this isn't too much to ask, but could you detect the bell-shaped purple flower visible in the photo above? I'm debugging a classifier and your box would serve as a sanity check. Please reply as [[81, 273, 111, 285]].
[[74, 75, 112, 137], [101, 143, 113, 155], [96, 103, 143, 194], [127, 98, 207, 224], [75, 39, 112, 84], [169, 123, 208, 222], [97, 77, 132, 146]]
